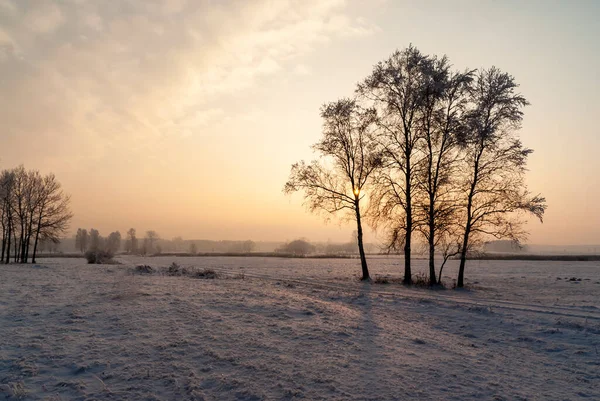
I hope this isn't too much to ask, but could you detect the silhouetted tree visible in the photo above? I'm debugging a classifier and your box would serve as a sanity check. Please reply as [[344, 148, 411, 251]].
[[172, 236, 184, 252], [0, 167, 71, 263], [241, 240, 255, 253], [456, 68, 546, 287], [75, 228, 89, 253], [89, 228, 101, 251], [30, 173, 72, 263], [125, 228, 138, 254], [357, 45, 433, 284], [189, 242, 197, 255], [284, 99, 380, 280], [277, 239, 316, 256], [413, 60, 474, 285], [145, 230, 159, 254], [0, 170, 15, 263], [106, 231, 121, 254]]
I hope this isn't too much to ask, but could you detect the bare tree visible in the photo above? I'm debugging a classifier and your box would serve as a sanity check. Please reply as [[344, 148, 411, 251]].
[[75, 228, 89, 253], [284, 98, 381, 280], [0, 170, 15, 264], [189, 242, 197, 255], [413, 60, 474, 285], [277, 239, 316, 256], [0, 168, 71, 263], [106, 231, 121, 254], [89, 228, 101, 251], [31, 173, 72, 263], [456, 68, 546, 287], [125, 228, 137, 254], [357, 45, 436, 284], [145, 230, 159, 254]]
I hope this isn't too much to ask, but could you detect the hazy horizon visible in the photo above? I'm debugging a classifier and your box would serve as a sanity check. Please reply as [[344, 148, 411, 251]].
[[1, 0, 599, 246]]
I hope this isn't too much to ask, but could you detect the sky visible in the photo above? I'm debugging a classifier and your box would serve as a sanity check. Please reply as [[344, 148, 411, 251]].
[[0, 0, 598, 245]]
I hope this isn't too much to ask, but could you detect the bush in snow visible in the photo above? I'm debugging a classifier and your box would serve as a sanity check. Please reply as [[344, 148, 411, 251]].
[[84, 250, 115, 264]]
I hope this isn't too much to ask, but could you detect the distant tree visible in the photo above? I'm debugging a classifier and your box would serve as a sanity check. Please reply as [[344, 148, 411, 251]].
[[140, 238, 149, 256], [284, 99, 381, 280], [241, 240, 255, 253], [75, 228, 89, 253], [278, 239, 316, 256], [456, 68, 546, 287], [89, 228, 101, 251], [189, 242, 197, 255], [125, 228, 137, 254], [106, 231, 121, 254], [145, 230, 159, 254], [172, 236, 184, 252]]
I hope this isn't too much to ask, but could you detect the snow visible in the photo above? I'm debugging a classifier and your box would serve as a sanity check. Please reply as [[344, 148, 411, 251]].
[[1, 256, 599, 400]]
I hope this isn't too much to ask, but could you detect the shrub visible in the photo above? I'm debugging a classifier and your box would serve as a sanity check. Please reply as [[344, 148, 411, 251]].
[[373, 276, 390, 284], [194, 268, 218, 279], [167, 262, 181, 276], [413, 272, 429, 287], [85, 250, 115, 264], [135, 265, 153, 273]]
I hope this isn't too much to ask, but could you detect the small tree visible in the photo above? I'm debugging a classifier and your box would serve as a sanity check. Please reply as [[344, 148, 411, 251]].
[[189, 242, 197, 255], [284, 98, 380, 280]]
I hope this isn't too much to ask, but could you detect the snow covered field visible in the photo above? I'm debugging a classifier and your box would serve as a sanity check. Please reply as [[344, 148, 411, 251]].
[[1, 256, 599, 400]]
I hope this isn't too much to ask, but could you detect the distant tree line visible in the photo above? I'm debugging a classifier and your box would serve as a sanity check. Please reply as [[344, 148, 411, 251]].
[[73, 229, 260, 256], [285, 45, 546, 287], [75, 228, 122, 255], [75, 228, 155, 255], [0, 165, 73, 264]]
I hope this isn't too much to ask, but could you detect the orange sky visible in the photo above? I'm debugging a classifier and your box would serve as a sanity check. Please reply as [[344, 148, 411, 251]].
[[0, 0, 598, 245]]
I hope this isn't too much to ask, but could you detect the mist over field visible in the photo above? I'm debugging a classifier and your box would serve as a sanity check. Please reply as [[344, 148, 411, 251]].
[[1, 1, 599, 400]]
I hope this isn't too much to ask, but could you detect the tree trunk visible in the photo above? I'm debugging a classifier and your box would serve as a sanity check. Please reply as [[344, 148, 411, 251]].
[[428, 198, 436, 285], [5, 224, 10, 264], [354, 200, 370, 281], [31, 214, 43, 264], [1, 211, 5, 263], [429, 237, 436, 286], [458, 143, 483, 288], [404, 163, 412, 285], [6, 217, 12, 264], [458, 231, 469, 288], [14, 232, 18, 262], [31, 229, 41, 264], [458, 197, 474, 288]]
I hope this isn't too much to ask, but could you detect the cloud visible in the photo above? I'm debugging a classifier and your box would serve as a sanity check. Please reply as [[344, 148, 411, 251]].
[[0, 0, 376, 165], [24, 1, 65, 33]]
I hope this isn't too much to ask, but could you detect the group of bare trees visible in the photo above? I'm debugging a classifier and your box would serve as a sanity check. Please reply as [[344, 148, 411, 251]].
[[75, 228, 122, 254], [77, 227, 161, 256], [0, 166, 72, 264], [285, 46, 546, 287]]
